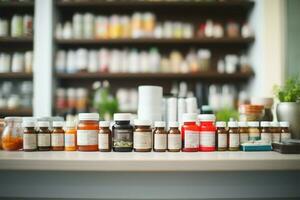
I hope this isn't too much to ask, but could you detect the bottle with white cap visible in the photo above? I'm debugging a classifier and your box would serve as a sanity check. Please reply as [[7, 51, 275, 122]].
[[238, 121, 249, 145], [216, 121, 227, 151], [22, 121, 37, 151], [280, 121, 291, 142], [37, 121, 51, 151], [112, 113, 133, 152], [77, 113, 99, 151], [260, 121, 272, 143], [133, 119, 152, 152], [271, 121, 281, 143], [52, 121, 65, 151], [153, 121, 167, 152], [167, 121, 181, 152], [228, 121, 239, 151], [198, 114, 216, 152], [99, 121, 111, 152], [181, 113, 199, 152]]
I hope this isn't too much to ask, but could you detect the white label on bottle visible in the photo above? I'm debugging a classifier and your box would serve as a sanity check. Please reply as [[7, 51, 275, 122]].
[[184, 130, 199, 148], [240, 133, 249, 144], [38, 133, 50, 147], [261, 133, 272, 143], [98, 134, 109, 149], [23, 134, 37, 150], [281, 133, 291, 142], [272, 133, 281, 143], [168, 134, 181, 150], [65, 134, 75, 147], [77, 130, 98, 145], [134, 132, 152, 149], [249, 132, 260, 141], [229, 134, 239, 148], [51, 133, 64, 147], [218, 134, 227, 148], [200, 131, 215, 148], [154, 134, 167, 150]]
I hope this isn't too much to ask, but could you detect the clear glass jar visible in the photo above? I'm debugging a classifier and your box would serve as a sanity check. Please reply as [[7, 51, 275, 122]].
[[2, 117, 23, 151]]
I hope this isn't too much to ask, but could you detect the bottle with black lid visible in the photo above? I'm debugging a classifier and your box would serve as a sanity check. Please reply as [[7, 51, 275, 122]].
[[112, 113, 133, 152]]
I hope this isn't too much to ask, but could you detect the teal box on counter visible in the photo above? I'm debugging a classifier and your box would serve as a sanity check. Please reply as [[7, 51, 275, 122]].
[[241, 141, 272, 151]]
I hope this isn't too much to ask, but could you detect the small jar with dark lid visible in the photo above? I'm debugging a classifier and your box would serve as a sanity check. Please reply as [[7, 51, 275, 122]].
[[112, 113, 133, 152], [228, 121, 239, 151], [216, 121, 228, 151], [270, 121, 281, 143], [153, 121, 167, 152], [280, 121, 291, 142], [52, 121, 65, 151], [133, 119, 152, 152], [37, 121, 51, 151], [238, 121, 249, 146], [98, 121, 111, 152], [260, 121, 271, 143], [22, 121, 37, 152], [167, 121, 181, 152]]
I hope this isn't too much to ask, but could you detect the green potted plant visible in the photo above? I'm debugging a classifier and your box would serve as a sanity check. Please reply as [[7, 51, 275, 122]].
[[274, 77, 300, 139]]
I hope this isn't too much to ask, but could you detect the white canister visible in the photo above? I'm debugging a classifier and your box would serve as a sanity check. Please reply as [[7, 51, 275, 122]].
[[55, 50, 66, 73], [76, 48, 88, 71], [83, 13, 94, 39], [87, 50, 98, 73], [55, 23, 63, 39], [72, 13, 83, 39], [177, 98, 186, 124], [11, 15, 23, 37], [186, 97, 198, 114], [167, 97, 178, 123], [62, 22, 73, 39], [0, 53, 10, 73], [23, 15, 33, 36], [66, 50, 76, 73], [11, 52, 24, 72], [24, 51, 33, 73], [0, 19, 9, 37], [98, 48, 109, 72]]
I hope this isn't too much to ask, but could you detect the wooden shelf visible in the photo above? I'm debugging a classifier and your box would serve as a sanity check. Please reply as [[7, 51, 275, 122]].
[[56, 71, 254, 81], [0, 37, 33, 43], [0, 72, 33, 79], [0, 1, 34, 8], [0, 108, 32, 117], [56, 37, 254, 47]]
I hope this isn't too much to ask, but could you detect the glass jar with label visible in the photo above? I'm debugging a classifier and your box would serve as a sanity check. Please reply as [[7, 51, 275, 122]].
[[77, 113, 99, 151], [99, 121, 111, 152], [198, 114, 216, 152], [181, 113, 199, 152], [153, 121, 167, 152], [238, 121, 249, 146], [228, 121, 239, 151], [133, 119, 152, 152], [248, 121, 260, 141], [280, 121, 291, 142], [112, 113, 133, 152], [2, 117, 23, 151], [22, 121, 37, 151], [260, 121, 272, 143], [167, 121, 181, 152], [37, 121, 51, 151], [65, 121, 76, 151], [271, 121, 281, 143], [52, 121, 65, 151], [216, 121, 227, 151]]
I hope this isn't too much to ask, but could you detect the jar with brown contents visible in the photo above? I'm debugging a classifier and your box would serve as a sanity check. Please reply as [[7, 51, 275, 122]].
[[133, 120, 152, 152], [280, 121, 291, 142], [153, 121, 167, 152], [271, 121, 281, 143], [167, 121, 181, 152], [260, 121, 272, 143], [98, 121, 112, 152], [216, 121, 228, 151], [238, 121, 249, 146], [22, 121, 37, 152], [37, 121, 51, 151], [52, 121, 65, 151], [228, 121, 239, 151]]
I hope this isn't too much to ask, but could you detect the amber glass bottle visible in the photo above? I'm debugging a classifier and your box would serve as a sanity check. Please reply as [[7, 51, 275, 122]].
[[216, 121, 228, 151], [153, 121, 167, 152], [52, 121, 65, 151], [98, 121, 112, 152], [37, 121, 51, 151]]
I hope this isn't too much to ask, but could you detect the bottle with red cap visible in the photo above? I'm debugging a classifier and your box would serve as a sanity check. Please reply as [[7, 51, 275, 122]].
[[198, 114, 216, 152], [181, 113, 199, 152]]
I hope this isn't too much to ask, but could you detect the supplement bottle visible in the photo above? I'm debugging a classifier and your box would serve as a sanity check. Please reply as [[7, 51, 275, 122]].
[[181, 113, 199, 152], [153, 121, 167, 152], [65, 121, 77, 151], [198, 114, 216, 152], [112, 113, 133, 152], [133, 119, 152, 152], [77, 113, 99, 151], [167, 121, 181, 152], [248, 121, 260, 141], [52, 121, 65, 151], [22, 121, 37, 152], [271, 121, 281, 143], [228, 121, 239, 151], [238, 121, 249, 146], [99, 121, 112, 152], [216, 121, 227, 151], [280, 121, 291, 142], [37, 121, 51, 151], [260, 121, 272, 143]]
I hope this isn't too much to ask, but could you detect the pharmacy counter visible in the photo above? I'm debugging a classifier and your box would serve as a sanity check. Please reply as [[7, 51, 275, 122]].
[[0, 151, 299, 199], [0, 151, 299, 171]]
